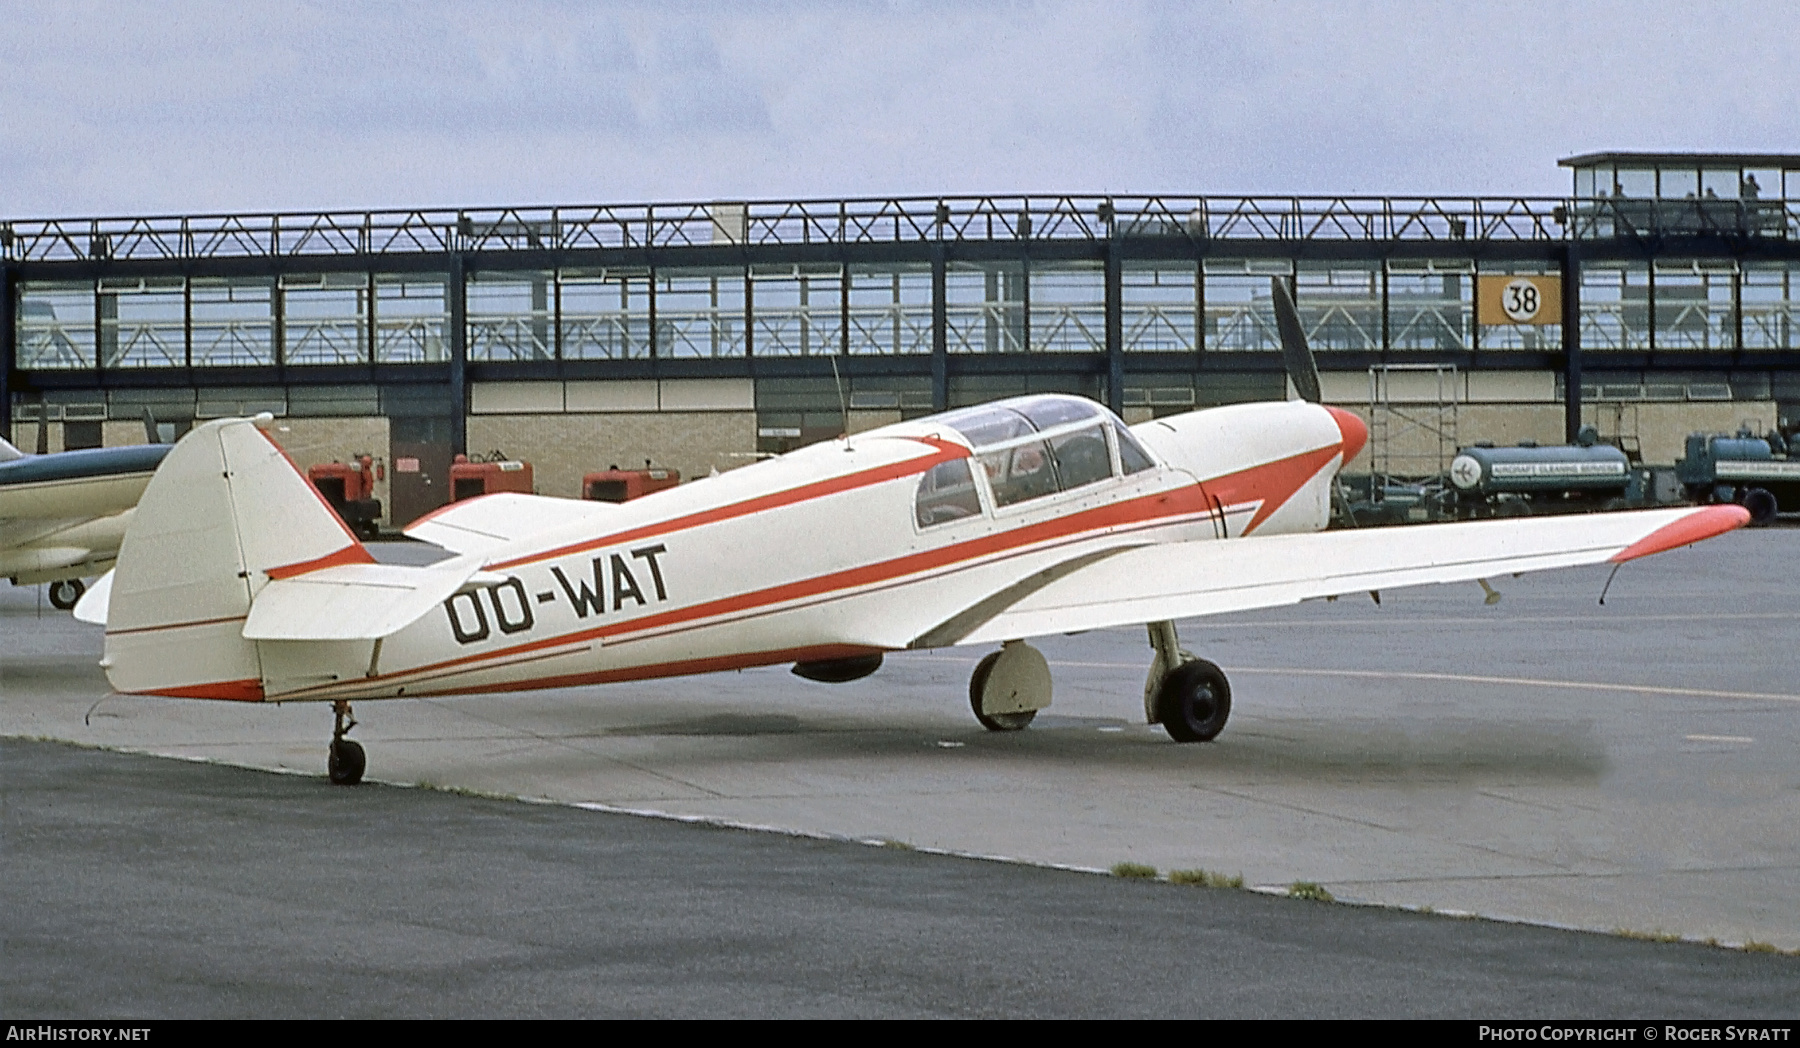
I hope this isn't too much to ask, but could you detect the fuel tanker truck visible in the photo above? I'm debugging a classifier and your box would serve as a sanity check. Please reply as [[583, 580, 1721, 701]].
[[1447, 429, 1638, 518], [1676, 429, 1798, 524]]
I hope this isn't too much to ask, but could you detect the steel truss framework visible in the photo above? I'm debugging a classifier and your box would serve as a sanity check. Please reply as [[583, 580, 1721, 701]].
[[5, 194, 1799, 449]]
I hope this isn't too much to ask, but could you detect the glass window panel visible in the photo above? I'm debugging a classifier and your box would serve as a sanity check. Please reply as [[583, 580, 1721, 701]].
[[751, 264, 843, 357], [1654, 261, 1736, 351], [1574, 167, 1597, 199], [1048, 424, 1112, 490], [1296, 264, 1380, 351], [1203, 260, 1290, 351], [914, 458, 982, 527], [846, 265, 931, 355], [656, 267, 745, 358], [561, 267, 650, 360], [191, 278, 273, 367], [1476, 263, 1562, 352], [99, 278, 185, 369], [1701, 168, 1739, 199], [282, 273, 368, 365], [1122, 263, 1197, 353], [1387, 262, 1471, 352], [1029, 262, 1103, 353], [373, 275, 447, 363], [945, 262, 1024, 354], [1659, 167, 1699, 198], [1581, 263, 1650, 351], [1742, 169, 1778, 201], [17, 281, 95, 369], [468, 271, 553, 361], [980, 440, 1058, 506], [1740, 265, 1792, 350], [1614, 168, 1655, 198]]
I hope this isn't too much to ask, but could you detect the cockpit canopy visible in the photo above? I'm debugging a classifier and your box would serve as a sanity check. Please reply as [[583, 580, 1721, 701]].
[[913, 395, 1156, 527]]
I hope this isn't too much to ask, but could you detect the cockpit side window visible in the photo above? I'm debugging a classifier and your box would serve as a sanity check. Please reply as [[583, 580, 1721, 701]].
[[980, 440, 1060, 507], [1115, 423, 1155, 474], [915, 457, 983, 527], [1049, 424, 1112, 491]]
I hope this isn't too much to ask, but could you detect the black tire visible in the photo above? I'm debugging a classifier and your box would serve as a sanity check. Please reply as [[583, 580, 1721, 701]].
[[1741, 488, 1779, 526], [328, 739, 366, 786], [47, 578, 85, 611], [969, 650, 1035, 732], [1156, 659, 1232, 743]]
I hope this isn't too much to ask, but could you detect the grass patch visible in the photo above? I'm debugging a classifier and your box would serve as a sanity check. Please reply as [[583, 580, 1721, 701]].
[[1168, 868, 1244, 889], [880, 839, 915, 851], [1287, 881, 1334, 902], [1743, 940, 1778, 953], [1110, 861, 1158, 879], [1615, 928, 1684, 944]]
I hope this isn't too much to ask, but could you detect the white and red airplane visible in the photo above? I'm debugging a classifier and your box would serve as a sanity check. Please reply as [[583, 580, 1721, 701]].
[[80, 387, 1748, 785]]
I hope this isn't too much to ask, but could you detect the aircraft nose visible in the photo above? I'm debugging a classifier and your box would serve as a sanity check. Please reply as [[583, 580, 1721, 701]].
[[1325, 406, 1368, 464]]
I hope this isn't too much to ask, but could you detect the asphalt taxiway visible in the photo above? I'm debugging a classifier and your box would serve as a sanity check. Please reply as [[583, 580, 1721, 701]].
[[5, 738, 1796, 1018], [2, 527, 1797, 981]]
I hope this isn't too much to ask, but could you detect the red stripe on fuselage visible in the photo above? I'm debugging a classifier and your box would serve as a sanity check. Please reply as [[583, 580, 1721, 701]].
[[488, 436, 969, 571], [144, 678, 265, 702]]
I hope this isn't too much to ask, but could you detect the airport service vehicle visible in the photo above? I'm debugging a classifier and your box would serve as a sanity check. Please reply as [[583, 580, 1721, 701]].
[[449, 454, 534, 503], [307, 456, 383, 539], [0, 435, 170, 608], [1677, 430, 1799, 523], [584, 465, 681, 503], [76, 283, 1750, 784]]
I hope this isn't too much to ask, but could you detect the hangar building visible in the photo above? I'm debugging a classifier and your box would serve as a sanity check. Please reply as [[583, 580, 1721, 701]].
[[4, 152, 1796, 526]]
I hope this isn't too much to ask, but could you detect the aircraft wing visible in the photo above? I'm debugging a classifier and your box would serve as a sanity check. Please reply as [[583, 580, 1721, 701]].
[[403, 493, 620, 556], [946, 505, 1749, 647]]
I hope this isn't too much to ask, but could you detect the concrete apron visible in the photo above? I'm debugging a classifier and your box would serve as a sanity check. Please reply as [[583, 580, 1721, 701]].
[[3, 528, 1796, 951]]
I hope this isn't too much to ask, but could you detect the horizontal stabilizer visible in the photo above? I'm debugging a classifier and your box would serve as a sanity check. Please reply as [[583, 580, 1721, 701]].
[[404, 493, 619, 556], [243, 559, 496, 641], [953, 505, 1749, 646]]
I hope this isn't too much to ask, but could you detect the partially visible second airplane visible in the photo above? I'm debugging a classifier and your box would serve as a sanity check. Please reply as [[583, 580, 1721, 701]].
[[1, 431, 170, 609], [76, 284, 1750, 784]]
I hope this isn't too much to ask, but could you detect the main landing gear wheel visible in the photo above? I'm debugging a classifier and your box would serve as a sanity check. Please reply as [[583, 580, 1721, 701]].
[[969, 651, 1034, 731], [328, 700, 365, 786], [1155, 659, 1232, 743], [47, 578, 85, 611], [968, 642, 1053, 732]]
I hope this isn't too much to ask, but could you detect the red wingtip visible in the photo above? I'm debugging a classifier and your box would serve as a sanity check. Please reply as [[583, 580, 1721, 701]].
[[1325, 406, 1368, 464], [1610, 504, 1751, 563]]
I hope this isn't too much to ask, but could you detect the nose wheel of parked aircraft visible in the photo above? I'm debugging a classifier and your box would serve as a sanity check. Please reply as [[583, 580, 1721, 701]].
[[328, 700, 365, 786], [1144, 620, 1231, 742], [969, 641, 1053, 731], [47, 578, 85, 611]]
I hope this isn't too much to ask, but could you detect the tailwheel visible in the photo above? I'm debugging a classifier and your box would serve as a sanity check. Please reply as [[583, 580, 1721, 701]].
[[47, 578, 85, 611], [969, 641, 1052, 732], [328, 700, 365, 786], [1155, 659, 1232, 743]]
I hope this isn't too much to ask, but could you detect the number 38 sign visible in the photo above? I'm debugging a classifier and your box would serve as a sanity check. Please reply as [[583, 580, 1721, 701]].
[[1477, 274, 1562, 326]]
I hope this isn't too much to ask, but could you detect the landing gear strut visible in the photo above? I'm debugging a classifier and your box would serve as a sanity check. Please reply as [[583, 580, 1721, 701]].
[[328, 700, 366, 786], [1144, 620, 1232, 742], [47, 578, 85, 611]]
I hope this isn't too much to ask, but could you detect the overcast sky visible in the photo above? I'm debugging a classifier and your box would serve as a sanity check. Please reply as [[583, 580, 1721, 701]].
[[2, 0, 1794, 218]]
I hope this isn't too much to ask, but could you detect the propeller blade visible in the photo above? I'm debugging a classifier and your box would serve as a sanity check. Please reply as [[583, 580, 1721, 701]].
[[1270, 277, 1321, 403]]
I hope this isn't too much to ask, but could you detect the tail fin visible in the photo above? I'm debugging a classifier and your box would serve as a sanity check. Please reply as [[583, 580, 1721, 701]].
[[102, 414, 372, 699], [0, 436, 24, 463]]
